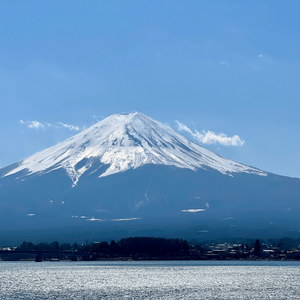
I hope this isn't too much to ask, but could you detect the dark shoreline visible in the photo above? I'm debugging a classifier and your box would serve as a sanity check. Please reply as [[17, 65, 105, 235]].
[[1, 257, 300, 262], [1, 236, 300, 262]]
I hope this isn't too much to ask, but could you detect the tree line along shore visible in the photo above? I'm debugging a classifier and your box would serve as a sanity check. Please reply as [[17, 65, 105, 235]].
[[1, 237, 300, 261]]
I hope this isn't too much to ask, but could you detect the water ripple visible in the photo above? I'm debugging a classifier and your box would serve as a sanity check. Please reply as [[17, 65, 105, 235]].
[[1, 261, 300, 299]]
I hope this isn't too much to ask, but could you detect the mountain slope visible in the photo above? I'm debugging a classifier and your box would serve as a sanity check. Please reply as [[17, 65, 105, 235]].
[[2, 112, 266, 186]]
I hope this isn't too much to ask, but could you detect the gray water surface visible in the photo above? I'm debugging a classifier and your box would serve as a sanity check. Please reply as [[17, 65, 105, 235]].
[[1, 261, 300, 299]]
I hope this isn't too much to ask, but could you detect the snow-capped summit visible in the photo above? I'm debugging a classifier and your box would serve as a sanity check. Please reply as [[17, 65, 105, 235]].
[[3, 112, 266, 186]]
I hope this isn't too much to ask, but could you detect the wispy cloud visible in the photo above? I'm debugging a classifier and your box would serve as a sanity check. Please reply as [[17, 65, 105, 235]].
[[57, 122, 80, 131], [19, 120, 45, 129], [111, 217, 141, 221], [220, 61, 229, 66], [176, 121, 244, 146], [19, 119, 80, 131], [181, 209, 205, 213], [92, 115, 105, 123], [87, 217, 106, 222]]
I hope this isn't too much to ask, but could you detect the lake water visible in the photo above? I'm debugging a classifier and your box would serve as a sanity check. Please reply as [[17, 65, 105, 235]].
[[1, 260, 300, 299]]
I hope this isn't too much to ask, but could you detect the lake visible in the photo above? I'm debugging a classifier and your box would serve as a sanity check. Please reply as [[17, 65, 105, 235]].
[[1, 260, 300, 299]]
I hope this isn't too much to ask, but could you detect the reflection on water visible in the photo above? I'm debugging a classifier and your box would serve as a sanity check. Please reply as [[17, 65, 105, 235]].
[[1, 261, 300, 299]]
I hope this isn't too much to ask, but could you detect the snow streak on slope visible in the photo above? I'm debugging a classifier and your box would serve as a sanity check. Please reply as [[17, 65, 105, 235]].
[[3, 112, 266, 186]]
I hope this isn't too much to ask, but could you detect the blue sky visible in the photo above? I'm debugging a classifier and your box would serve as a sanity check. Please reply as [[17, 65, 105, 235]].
[[1, 0, 300, 177]]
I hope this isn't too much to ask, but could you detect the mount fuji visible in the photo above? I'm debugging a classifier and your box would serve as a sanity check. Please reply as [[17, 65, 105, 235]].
[[1, 112, 300, 242]]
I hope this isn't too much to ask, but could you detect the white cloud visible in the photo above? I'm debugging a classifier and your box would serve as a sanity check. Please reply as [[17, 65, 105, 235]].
[[87, 217, 106, 222], [19, 119, 80, 131], [57, 122, 80, 131], [111, 217, 141, 221], [181, 209, 205, 213], [176, 121, 244, 146], [28, 121, 44, 129], [19, 120, 44, 129], [220, 61, 229, 66]]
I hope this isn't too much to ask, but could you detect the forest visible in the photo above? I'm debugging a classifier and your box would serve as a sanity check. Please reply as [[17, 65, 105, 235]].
[[1, 237, 300, 261]]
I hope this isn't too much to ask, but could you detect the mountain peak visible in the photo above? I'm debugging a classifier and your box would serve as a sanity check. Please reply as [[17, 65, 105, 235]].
[[2, 112, 267, 186]]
